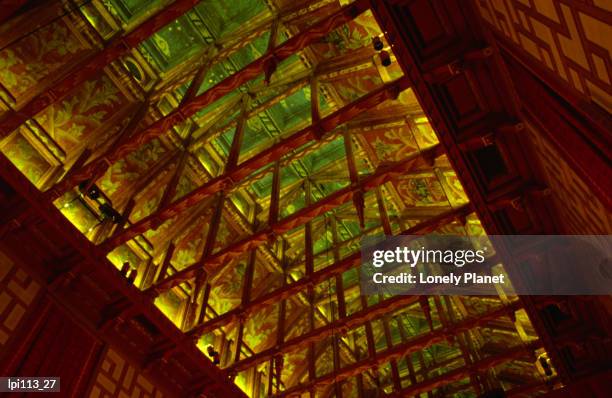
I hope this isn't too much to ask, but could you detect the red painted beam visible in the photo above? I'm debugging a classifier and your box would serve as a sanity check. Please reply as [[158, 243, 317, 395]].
[[0, 0, 27, 23], [42, 0, 370, 199], [103, 76, 408, 250], [233, 297, 521, 374], [276, 304, 537, 397], [389, 341, 541, 398], [233, 295, 425, 373], [184, 204, 472, 337], [0, 0, 202, 137], [145, 144, 444, 296]]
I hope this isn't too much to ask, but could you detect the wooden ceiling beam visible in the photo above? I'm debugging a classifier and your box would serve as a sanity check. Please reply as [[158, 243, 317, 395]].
[[281, 327, 538, 397], [202, 192, 225, 260], [385, 340, 540, 398], [224, 96, 251, 173], [268, 161, 282, 226], [154, 0, 338, 100], [149, 199, 212, 260], [157, 148, 190, 212], [238, 300, 525, 389], [0, 153, 247, 397], [102, 77, 408, 250], [190, 45, 384, 151], [185, 204, 471, 338], [47, 0, 370, 208], [120, 148, 179, 205], [145, 144, 443, 295], [343, 130, 365, 229], [179, 58, 214, 108], [369, 0, 578, 381]]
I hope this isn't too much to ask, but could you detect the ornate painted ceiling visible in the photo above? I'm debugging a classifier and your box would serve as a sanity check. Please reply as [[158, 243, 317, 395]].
[[0, 0, 554, 396]]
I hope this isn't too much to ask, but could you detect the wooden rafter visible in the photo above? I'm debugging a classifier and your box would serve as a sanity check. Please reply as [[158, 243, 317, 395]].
[[103, 77, 408, 249], [146, 144, 443, 294], [45, 0, 371, 206], [185, 204, 472, 338], [275, 304, 538, 397]]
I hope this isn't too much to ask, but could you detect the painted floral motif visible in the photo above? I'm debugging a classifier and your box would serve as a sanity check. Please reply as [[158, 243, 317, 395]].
[[210, 278, 242, 316], [311, 10, 382, 59], [155, 290, 184, 326], [412, 122, 439, 149], [35, 76, 124, 152], [100, 139, 168, 196], [207, 253, 248, 316], [0, 20, 83, 98], [363, 126, 418, 164], [131, 192, 163, 223], [284, 298, 310, 340], [280, 349, 308, 388], [440, 171, 469, 207], [333, 71, 382, 103], [395, 176, 448, 207], [210, 212, 246, 254], [250, 260, 283, 300], [315, 341, 334, 375], [243, 303, 278, 352]]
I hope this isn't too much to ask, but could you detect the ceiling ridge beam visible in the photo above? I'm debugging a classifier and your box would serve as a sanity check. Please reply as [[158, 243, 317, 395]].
[[190, 44, 380, 151]]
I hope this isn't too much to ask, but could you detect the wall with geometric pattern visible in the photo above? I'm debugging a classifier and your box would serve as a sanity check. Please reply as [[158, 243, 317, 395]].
[[0, 249, 41, 348], [0, 247, 165, 397], [475, 0, 612, 113], [88, 348, 164, 398]]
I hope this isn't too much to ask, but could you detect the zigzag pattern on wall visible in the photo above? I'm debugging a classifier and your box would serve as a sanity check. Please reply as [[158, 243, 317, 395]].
[[89, 348, 164, 398], [475, 0, 612, 113], [0, 249, 40, 346]]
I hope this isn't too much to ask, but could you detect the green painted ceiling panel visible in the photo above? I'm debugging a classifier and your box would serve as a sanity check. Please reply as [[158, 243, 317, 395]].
[[194, 0, 268, 37]]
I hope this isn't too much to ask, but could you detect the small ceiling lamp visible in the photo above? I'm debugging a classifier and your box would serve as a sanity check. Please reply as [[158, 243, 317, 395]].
[[99, 203, 122, 223], [207, 345, 220, 365], [372, 36, 384, 51], [380, 50, 392, 67]]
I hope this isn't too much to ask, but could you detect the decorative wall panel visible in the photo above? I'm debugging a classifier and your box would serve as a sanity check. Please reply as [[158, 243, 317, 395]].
[[0, 249, 40, 347], [0, 19, 86, 103], [88, 348, 164, 398], [475, 0, 612, 112]]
